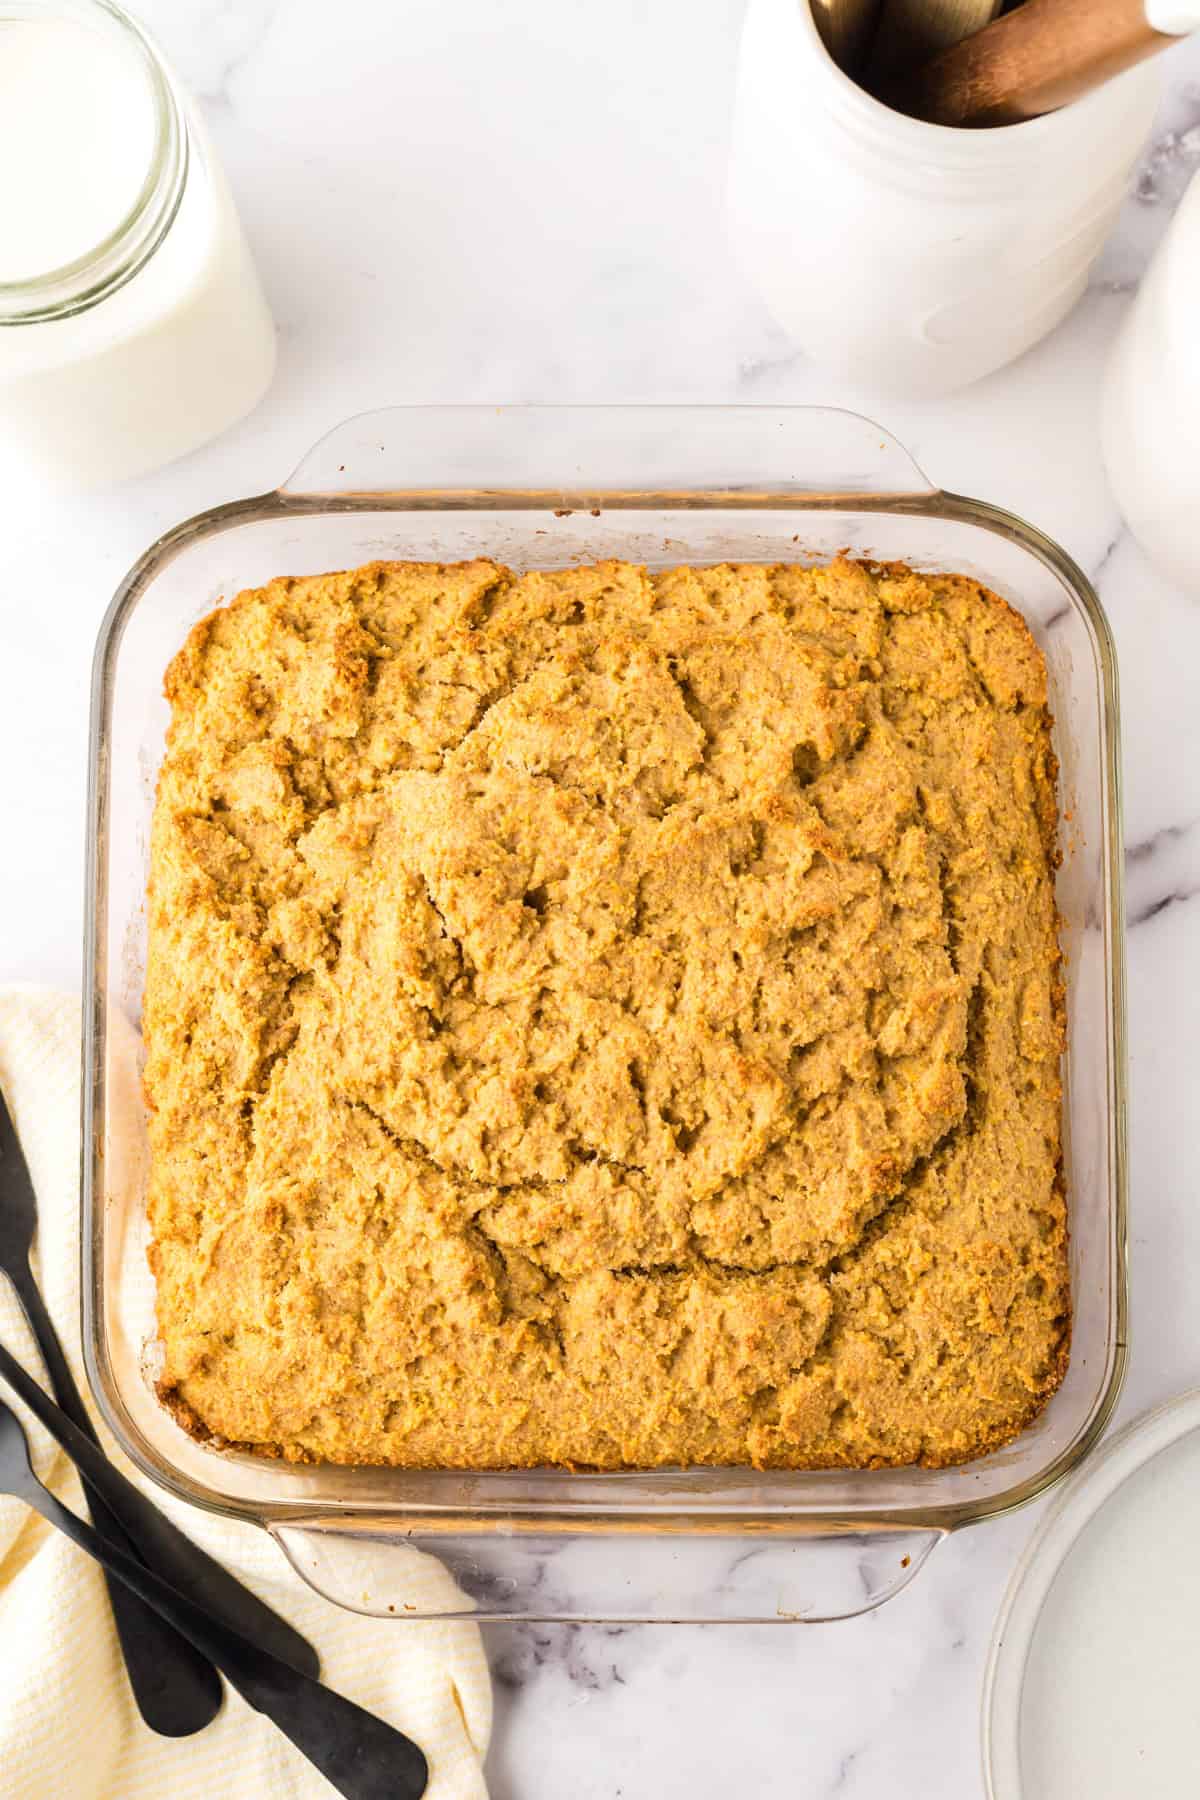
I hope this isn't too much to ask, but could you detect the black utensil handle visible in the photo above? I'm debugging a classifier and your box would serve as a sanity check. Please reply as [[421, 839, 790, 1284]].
[[8, 1262, 94, 1437], [0, 1334, 318, 1679], [24, 1483, 429, 1800], [3, 1272, 222, 1735]]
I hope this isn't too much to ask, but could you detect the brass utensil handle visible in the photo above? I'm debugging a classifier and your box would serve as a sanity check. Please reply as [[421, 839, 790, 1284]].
[[869, 0, 1003, 84], [811, 0, 884, 71]]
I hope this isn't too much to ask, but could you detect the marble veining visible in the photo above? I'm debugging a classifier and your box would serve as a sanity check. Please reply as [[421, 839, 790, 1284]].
[[1127, 819, 1200, 926], [492, 1624, 633, 1696], [1093, 74, 1200, 289], [2, 4, 1199, 1796]]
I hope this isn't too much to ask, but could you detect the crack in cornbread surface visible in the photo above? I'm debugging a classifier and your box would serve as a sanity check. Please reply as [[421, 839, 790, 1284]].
[[144, 555, 1068, 1469]]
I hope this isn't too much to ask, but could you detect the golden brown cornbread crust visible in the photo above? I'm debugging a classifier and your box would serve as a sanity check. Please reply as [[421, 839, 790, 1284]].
[[144, 556, 1068, 1471]]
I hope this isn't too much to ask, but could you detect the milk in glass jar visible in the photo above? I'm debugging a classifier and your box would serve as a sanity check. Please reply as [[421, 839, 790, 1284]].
[[0, 0, 276, 489]]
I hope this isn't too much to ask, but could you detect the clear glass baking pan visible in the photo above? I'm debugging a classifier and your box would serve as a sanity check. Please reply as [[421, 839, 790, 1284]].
[[83, 406, 1127, 1622]]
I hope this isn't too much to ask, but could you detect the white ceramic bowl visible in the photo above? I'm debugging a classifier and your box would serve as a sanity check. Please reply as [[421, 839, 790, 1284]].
[[985, 1389, 1200, 1799]]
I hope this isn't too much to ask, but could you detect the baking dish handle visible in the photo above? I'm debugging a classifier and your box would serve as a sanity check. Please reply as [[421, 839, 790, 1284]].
[[278, 404, 938, 503], [268, 1519, 945, 1623]]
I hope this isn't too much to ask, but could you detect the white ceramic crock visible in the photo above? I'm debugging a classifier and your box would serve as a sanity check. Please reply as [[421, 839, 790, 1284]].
[[728, 0, 1162, 396]]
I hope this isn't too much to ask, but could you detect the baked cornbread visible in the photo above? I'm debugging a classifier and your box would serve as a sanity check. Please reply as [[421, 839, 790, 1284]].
[[144, 556, 1067, 1470]]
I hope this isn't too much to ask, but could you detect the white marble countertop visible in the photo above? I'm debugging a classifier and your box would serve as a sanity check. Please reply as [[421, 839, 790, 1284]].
[[3, 4, 1200, 1796]]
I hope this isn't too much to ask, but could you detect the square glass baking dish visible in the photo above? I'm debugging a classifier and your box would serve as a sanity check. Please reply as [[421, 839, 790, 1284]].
[[83, 406, 1127, 1622]]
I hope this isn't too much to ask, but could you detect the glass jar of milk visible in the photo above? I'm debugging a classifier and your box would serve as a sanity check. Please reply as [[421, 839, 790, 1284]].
[[0, 0, 276, 489]]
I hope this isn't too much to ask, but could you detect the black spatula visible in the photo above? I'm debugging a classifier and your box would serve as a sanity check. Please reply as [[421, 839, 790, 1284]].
[[0, 1394, 428, 1800]]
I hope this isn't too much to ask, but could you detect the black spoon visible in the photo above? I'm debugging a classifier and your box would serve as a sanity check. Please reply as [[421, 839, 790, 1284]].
[[0, 1090, 318, 1714], [0, 1396, 429, 1800]]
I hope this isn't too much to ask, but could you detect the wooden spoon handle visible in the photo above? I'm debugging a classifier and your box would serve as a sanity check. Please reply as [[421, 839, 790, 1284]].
[[901, 0, 1171, 125]]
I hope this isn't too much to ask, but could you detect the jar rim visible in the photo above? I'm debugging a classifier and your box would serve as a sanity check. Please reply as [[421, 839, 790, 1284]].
[[0, 0, 188, 325]]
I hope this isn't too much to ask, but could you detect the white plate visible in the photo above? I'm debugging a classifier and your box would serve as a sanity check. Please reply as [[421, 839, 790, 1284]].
[[984, 1390, 1200, 1799]]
